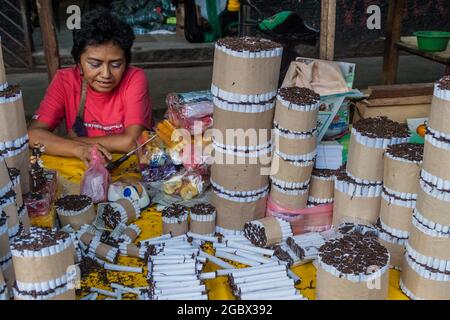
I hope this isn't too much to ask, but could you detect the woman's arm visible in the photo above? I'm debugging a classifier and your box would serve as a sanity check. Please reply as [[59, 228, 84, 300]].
[[28, 120, 112, 165], [70, 124, 145, 153]]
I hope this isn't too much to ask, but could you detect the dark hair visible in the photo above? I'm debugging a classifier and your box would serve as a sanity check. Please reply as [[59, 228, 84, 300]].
[[71, 9, 135, 65]]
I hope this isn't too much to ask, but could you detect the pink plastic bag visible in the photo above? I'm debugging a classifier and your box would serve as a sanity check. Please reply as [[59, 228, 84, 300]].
[[266, 196, 333, 235], [80, 147, 111, 203]]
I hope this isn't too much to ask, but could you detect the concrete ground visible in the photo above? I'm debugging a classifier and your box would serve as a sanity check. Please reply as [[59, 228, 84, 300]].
[[6, 54, 447, 122]]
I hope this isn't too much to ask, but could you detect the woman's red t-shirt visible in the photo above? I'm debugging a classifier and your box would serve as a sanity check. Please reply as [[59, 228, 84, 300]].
[[33, 66, 152, 137]]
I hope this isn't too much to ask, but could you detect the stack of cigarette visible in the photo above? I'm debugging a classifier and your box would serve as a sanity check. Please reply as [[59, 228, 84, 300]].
[[210, 37, 283, 235], [270, 87, 320, 210], [333, 117, 410, 226], [0, 268, 7, 300], [98, 198, 140, 230], [286, 232, 327, 263], [10, 227, 76, 300], [308, 169, 335, 207], [144, 234, 210, 300], [378, 143, 423, 270], [400, 76, 450, 300], [228, 263, 306, 300], [0, 37, 31, 203], [78, 224, 119, 264], [55, 195, 96, 231], [316, 231, 390, 300], [189, 203, 216, 236], [0, 210, 13, 296], [243, 216, 292, 247], [0, 162, 27, 240], [161, 204, 189, 236]]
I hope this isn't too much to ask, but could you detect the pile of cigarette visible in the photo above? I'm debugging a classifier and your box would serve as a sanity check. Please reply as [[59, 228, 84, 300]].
[[243, 217, 293, 247], [228, 262, 306, 300]]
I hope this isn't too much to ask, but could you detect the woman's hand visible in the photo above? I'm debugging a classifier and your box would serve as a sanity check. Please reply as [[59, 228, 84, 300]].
[[75, 143, 112, 167]]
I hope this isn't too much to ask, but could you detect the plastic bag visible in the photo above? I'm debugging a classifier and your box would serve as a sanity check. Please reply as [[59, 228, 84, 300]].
[[80, 147, 111, 203], [162, 165, 210, 200]]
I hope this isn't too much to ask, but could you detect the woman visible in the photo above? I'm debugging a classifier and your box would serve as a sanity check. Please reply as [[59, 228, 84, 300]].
[[28, 9, 152, 165]]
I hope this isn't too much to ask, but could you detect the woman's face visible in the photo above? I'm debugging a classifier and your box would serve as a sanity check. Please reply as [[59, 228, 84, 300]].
[[79, 41, 127, 93]]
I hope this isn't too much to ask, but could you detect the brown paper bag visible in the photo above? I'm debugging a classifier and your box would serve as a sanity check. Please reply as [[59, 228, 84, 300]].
[[416, 186, 450, 227], [333, 190, 381, 226], [401, 259, 450, 300], [353, 101, 431, 124], [423, 140, 450, 181], [384, 156, 421, 194], [270, 188, 308, 211], [316, 264, 389, 300], [408, 224, 450, 261], [347, 134, 385, 182], [379, 198, 413, 233], [212, 48, 281, 95], [213, 192, 268, 230], [282, 58, 350, 96], [274, 100, 318, 132], [429, 96, 450, 135]]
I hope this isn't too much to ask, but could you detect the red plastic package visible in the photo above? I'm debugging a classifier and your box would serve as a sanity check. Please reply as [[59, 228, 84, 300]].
[[80, 147, 111, 203], [266, 196, 333, 235]]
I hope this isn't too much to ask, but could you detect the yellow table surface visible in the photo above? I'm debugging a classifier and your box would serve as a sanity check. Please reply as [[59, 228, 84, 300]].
[[40, 154, 410, 300]]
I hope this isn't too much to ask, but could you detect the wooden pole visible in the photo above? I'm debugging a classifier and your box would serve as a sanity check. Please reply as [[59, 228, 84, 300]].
[[20, 0, 33, 67], [382, 0, 406, 85], [36, 0, 60, 81], [319, 0, 336, 61]]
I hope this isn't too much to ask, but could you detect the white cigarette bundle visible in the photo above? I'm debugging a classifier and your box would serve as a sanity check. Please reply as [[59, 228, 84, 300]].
[[276, 95, 320, 113], [213, 96, 275, 113], [212, 138, 272, 158], [145, 235, 209, 300], [215, 226, 244, 236], [286, 232, 326, 263], [118, 224, 141, 244], [211, 179, 270, 202], [433, 83, 450, 101], [228, 263, 306, 300], [378, 218, 409, 239], [335, 176, 383, 197], [0, 89, 21, 104], [425, 127, 450, 150], [0, 135, 29, 159], [381, 187, 416, 208], [352, 127, 410, 150], [243, 217, 293, 247], [420, 169, 450, 201], [215, 42, 283, 59], [411, 213, 450, 239], [413, 208, 450, 235], [273, 121, 317, 140], [211, 84, 277, 105], [405, 241, 450, 274]]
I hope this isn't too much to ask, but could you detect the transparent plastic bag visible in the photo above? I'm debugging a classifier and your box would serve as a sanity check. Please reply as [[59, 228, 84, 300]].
[[80, 147, 111, 203]]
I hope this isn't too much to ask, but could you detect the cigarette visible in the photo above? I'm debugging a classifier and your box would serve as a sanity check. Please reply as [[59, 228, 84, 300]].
[[90, 287, 116, 297], [231, 270, 288, 284], [154, 280, 201, 290], [150, 254, 196, 260], [151, 275, 198, 282], [199, 250, 235, 269], [270, 294, 307, 300], [151, 259, 196, 265], [240, 288, 298, 300], [215, 250, 261, 267], [199, 272, 217, 280], [155, 292, 205, 300], [154, 285, 206, 295], [237, 279, 294, 293], [152, 269, 197, 276], [232, 250, 272, 264], [216, 261, 281, 276], [286, 269, 302, 285], [187, 232, 219, 243], [152, 262, 197, 272], [229, 265, 287, 278], [111, 283, 141, 295], [103, 263, 142, 273], [80, 292, 98, 300], [139, 233, 173, 245], [225, 241, 274, 256]]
